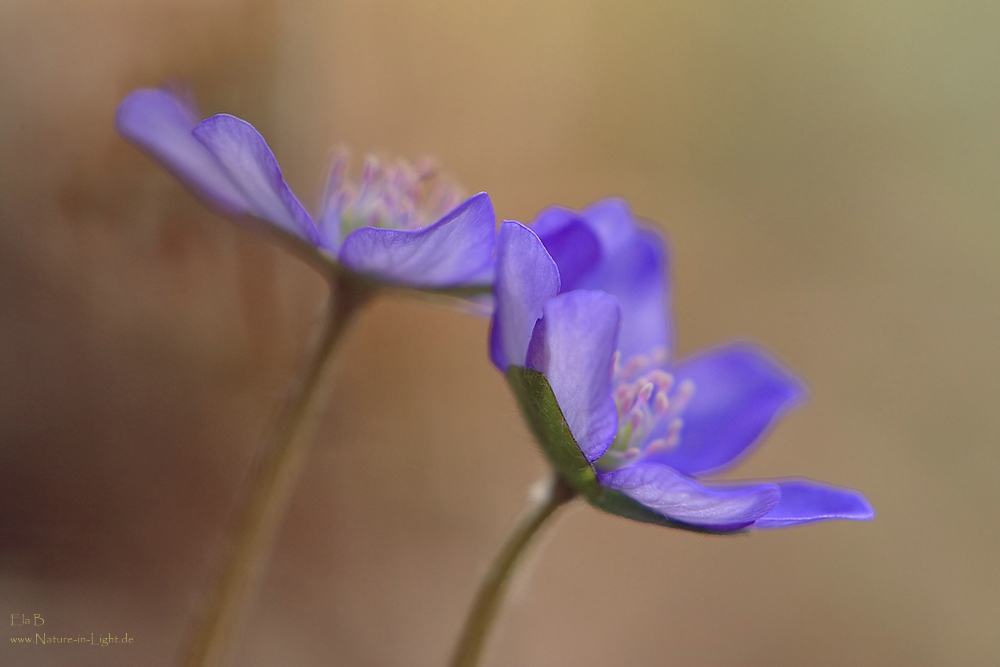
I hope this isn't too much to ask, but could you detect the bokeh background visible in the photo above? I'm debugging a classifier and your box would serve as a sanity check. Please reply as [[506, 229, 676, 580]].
[[2, 1, 998, 665]]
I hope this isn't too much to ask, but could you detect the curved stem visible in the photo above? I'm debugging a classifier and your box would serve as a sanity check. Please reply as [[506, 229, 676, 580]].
[[182, 275, 372, 667], [449, 475, 577, 667]]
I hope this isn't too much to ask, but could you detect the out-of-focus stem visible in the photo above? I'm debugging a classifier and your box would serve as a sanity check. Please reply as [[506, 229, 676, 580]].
[[449, 475, 577, 667], [182, 274, 371, 667]]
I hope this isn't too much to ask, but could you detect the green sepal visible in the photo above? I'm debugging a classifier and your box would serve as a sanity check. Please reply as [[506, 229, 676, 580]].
[[506, 366, 747, 535], [505, 367, 600, 495]]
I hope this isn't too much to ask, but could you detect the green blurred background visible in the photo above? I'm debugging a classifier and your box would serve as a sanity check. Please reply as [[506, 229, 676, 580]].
[[2, 1, 998, 665]]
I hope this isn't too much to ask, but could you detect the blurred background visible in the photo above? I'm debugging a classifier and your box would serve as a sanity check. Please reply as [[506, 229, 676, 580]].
[[1, 1, 998, 665]]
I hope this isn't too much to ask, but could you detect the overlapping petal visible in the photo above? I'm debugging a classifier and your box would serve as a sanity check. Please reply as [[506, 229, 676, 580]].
[[531, 200, 671, 359], [647, 343, 807, 476], [338, 192, 495, 288], [599, 463, 781, 530], [192, 115, 319, 244], [589, 226, 669, 360], [529, 218, 601, 290], [489, 222, 560, 370], [525, 291, 620, 462], [115, 88, 251, 216], [752, 480, 875, 528]]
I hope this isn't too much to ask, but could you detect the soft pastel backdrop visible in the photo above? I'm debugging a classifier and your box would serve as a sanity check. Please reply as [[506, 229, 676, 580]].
[[1, 1, 997, 665]]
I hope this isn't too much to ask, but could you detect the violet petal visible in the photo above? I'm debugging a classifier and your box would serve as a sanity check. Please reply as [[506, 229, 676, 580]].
[[533, 199, 671, 359], [192, 114, 319, 244], [647, 343, 807, 476], [597, 225, 671, 360], [532, 211, 602, 290], [115, 88, 250, 216], [338, 192, 495, 288], [753, 479, 875, 528], [599, 463, 781, 530], [525, 290, 621, 462], [489, 221, 560, 370]]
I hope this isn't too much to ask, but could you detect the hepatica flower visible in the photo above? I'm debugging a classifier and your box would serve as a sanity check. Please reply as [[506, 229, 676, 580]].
[[493, 202, 874, 532], [115, 87, 495, 292]]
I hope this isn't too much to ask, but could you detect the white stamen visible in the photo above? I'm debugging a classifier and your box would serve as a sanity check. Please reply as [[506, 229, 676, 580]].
[[653, 391, 670, 414], [606, 349, 696, 469]]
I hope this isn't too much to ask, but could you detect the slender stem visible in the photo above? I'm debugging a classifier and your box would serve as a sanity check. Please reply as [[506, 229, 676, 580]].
[[182, 275, 371, 667], [449, 475, 577, 667]]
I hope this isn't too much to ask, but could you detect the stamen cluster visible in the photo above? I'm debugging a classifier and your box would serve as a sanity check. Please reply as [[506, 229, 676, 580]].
[[598, 348, 695, 471], [323, 150, 465, 237]]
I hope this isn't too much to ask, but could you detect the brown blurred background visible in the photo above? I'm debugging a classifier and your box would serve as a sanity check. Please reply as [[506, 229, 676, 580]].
[[1, 1, 998, 665]]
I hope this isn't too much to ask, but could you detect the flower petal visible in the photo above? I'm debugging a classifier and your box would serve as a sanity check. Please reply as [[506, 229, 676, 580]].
[[531, 199, 671, 359], [648, 343, 807, 476], [192, 114, 319, 244], [525, 291, 621, 462], [752, 479, 875, 529], [338, 192, 495, 288], [599, 463, 780, 530], [531, 210, 602, 290], [598, 226, 671, 360], [489, 221, 560, 370], [115, 88, 251, 216]]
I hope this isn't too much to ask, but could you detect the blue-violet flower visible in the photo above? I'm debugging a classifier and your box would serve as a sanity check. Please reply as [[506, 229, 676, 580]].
[[492, 201, 874, 532], [115, 87, 495, 292]]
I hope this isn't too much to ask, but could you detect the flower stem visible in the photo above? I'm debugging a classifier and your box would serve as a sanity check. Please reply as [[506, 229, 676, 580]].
[[182, 274, 371, 667], [449, 475, 577, 667]]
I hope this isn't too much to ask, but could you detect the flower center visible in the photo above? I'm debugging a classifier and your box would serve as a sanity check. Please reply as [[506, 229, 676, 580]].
[[596, 348, 695, 472], [322, 150, 465, 240]]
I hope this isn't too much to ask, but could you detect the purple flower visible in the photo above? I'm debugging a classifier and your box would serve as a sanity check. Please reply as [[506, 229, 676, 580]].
[[115, 87, 495, 292], [492, 201, 874, 532]]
